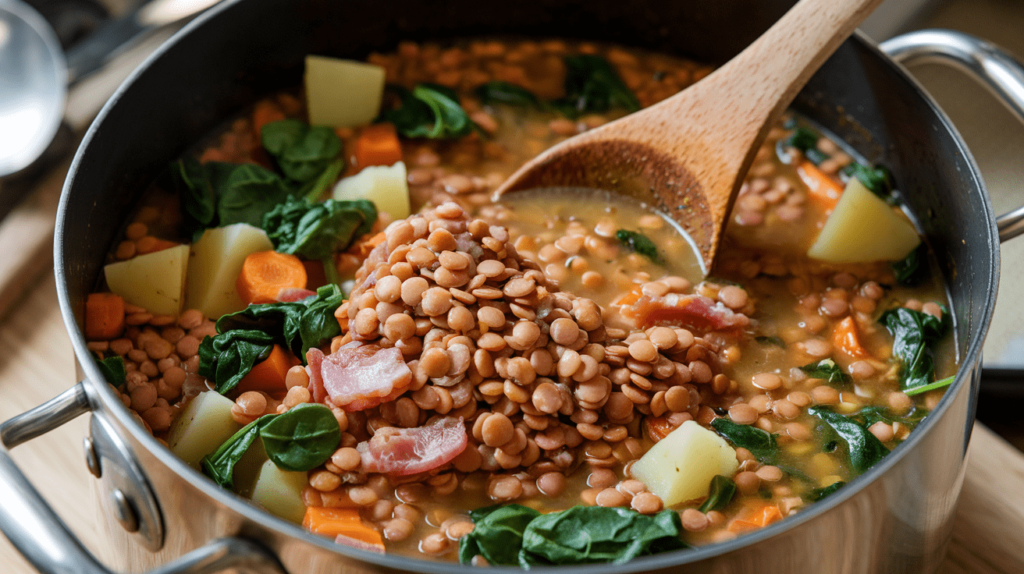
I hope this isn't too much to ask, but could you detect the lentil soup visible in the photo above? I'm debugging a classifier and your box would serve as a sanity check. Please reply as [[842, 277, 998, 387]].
[[83, 38, 956, 566]]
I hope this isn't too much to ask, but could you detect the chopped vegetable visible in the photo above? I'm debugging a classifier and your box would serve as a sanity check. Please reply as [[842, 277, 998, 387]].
[[904, 375, 955, 397], [807, 406, 890, 474], [186, 223, 274, 319], [475, 81, 542, 108], [104, 244, 190, 316], [800, 358, 851, 385], [807, 178, 920, 263], [806, 481, 845, 502], [383, 84, 478, 139], [216, 284, 345, 363], [85, 292, 125, 340], [251, 100, 286, 137], [167, 391, 243, 466], [797, 161, 843, 211], [615, 229, 662, 264], [892, 244, 928, 286], [259, 403, 341, 472], [304, 56, 386, 129], [333, 161, 410, 220], [728, 504, 783, 532], [552, 55, 640, 118], [198, 329, 275, 395], [235, 250, 308, 306], [783, 126, 819, 154], [302, 507, 385, 550], [236, 344, 292, 394], [459, 504, 686, 567], [261, 119, 343, 184], [353, 123, 403, 169], [843, 162, 894, 198], [698, 475, 737, 513], [631, 420, 739, 506], [91, 352, 126, 389], [251, 459, 308, 523], [879, 306, 951, 393], [711, 417, 779, 464], [831, 317, 870, 359]]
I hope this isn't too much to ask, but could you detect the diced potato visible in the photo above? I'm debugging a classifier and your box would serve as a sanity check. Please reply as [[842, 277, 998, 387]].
[[808, 178, 921, 263], [186, 223, 273, 319], [333, 161, 410, 220], [104, 244, 190, 316], [305, 56, 386, 129], [167, 391, 242, 467], [631, 421, 738, 506], [251, 459, 308, 523], [233, 438, 268, 498]]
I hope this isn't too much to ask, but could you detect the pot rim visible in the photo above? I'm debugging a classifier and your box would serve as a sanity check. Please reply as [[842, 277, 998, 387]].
[[54, 1, 999, 570]]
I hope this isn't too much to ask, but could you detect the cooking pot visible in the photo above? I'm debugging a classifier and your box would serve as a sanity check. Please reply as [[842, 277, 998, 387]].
[[2, 0, 1023, 572]]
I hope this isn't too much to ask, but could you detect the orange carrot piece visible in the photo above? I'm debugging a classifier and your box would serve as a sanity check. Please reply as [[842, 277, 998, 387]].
[[237, 345, 292, 393], [728, 504, 783, 533], [135, 236, 179, 255], [353, 123, 403, 170], [798, 161, 844, 211], [644, 417, 675, 442], [614, 286, 643, 307], [252, 100, 286, 137], [833, 316, 870, 359], [236, 251, 307, 306], [85, 293, 125, 340], [302, 507, 385, 549], [349, 231, 386, 260]]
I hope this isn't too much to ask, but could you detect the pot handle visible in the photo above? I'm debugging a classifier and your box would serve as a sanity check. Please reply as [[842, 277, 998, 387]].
[[0, 383, 286, 574], [880, 29, 1024, 242]]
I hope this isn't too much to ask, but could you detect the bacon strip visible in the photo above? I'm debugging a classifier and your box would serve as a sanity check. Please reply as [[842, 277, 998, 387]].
[[620, 292, 750, 332], [357, 417, 468, 476], [308, 342, 412, 412]]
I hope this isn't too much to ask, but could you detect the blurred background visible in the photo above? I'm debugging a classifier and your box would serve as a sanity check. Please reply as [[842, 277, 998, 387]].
[[0, 0, 1022, 572]]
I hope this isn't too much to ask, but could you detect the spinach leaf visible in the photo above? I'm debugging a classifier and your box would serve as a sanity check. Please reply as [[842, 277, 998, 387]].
[[259, 403, 341, 471], [711, 418, 779, 464], [843, 162, 894, 198], [552, 55, 641, 118], [201, 415, 277, 489], [459, 504, 540, 566], [892, 244, 928, 287], [476, 81, 542, 108], [855, 405, 927, 431], [903, 375, 954, 397], [756, 336, 786, 348], [263, 196, 376, 262], [615, 229, 662, 264], [519, 506, 686, 567], [808, 406, 889, 474], [299, 158, 345, 202], [784, 126, 818, 152], [216, 284, 345, 362], [698, 475, 736, 513], [197, 329, 274, 394], [261, 119, 343, 183], [879, 306, 951, 393], [169, 157, 218, 236], [806, 481, 845, 502], [384, 84, 478, 139], [91, 352, 126, 389], [800, 358, 850, 385]]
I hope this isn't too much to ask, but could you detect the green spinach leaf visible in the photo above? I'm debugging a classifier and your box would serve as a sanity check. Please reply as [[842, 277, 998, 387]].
[[903, 375, 954, 397], [843, 162, 894, 198], [384, 84, 478, 139], [552, 55, 640, 118], [261, 119, 343, 183], [615, 229, 662, 264], [476, 81, 542, 108], [263, 196, 376, 262], [215, 284, 345, 362], [201, 415, 277, 489], [784, 126, 819, 152], [459, 504, 540, 566], [806, 481, 846, 502], [299, 158, 345, 202], [892, 244, 928, 287], [808, 406, 889, 474], [698, 475, 736, 513], [855, 405, 927, 431], [879, 306, 951, 393], [519, 506, 686, 567], [197, 329, 274, 394], [711, 418, 779, 464], [214, 164, 294, 228], [259, 403, 341, 471], [800, 358, 850, 385], [91, 352, 126, 389]]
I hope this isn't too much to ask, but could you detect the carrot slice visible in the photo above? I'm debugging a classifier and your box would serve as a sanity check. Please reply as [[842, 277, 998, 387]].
[[85, 293, 125, 340], [832, 316, 870, 359], [302, 507, 385, 550], [644, 417, 675, 442], [728, 504, 783, 533], [236, 251, 307, 306], [236, 345, 292, 394], [798, 161, 844, 212], [353, 123, 403, 170], [252, 100, 286, 137], [135, 236, 179, 255]]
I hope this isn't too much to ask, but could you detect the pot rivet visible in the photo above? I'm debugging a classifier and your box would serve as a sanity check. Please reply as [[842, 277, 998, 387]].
[[111, 489, 139, 533], [83, 436, 101, 478]]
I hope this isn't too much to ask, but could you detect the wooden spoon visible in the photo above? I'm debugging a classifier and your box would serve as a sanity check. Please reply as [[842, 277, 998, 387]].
[[495, 0, 883, 272]]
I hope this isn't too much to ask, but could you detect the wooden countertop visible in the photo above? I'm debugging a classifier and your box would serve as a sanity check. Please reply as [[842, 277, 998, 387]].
[[0, 238, 1021, 574]]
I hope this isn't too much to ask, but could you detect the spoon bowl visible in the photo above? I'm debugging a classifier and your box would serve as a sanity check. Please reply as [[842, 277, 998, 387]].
[[495, 0, 883, 271], [0, 0, 66, 177]]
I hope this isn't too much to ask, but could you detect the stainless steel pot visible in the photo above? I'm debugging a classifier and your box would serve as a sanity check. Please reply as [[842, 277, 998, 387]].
[[2, 1, 1024, 572]]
